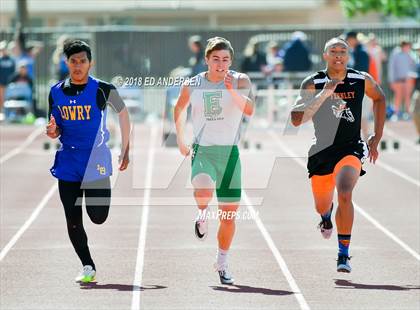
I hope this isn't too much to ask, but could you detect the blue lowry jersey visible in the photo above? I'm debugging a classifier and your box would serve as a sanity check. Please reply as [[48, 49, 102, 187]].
[[50, 76, 110, 150], [49, 76, 112, 182]]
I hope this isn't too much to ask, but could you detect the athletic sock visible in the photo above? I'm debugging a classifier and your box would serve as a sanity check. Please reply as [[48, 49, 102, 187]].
[[338, 234, 351, 257], [321, 204, 333, 221], [216, 248, 228, 268]]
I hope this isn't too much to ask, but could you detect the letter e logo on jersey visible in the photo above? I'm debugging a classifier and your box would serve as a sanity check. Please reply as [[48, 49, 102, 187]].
[[203, 91, 223, 120]]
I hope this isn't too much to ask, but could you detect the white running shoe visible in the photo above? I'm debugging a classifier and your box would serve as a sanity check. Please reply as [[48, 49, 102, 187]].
[[214, 263, 234, 285], [318, 221, 333, 239], [75, 265, 96, 283], [194, 214, 208, 241]]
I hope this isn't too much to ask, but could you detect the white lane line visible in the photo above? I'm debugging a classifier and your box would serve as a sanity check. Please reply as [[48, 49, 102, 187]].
[[131, 126, 157, 310], [354, 203, 420, 261], [384, 128, 420, 152], [376, 160, 420, 187], [267, 130, 420, 262], [0, 126, 44, 164], [0, 184, 57, 261], [243, 192, 311, 310]]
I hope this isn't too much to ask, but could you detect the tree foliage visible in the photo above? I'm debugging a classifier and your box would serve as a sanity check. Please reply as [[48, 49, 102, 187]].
[[341, 0, 420, 18]]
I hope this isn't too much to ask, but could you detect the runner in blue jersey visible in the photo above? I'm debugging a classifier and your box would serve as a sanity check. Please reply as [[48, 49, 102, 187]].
[[46, 40, 131, 283]]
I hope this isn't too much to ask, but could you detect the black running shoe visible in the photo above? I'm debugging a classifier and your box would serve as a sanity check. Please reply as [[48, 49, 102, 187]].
[[318, 204, 333, 239], [337, 254, 352, 273]]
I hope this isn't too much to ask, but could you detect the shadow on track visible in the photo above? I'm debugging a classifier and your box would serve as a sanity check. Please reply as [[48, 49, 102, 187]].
[[80, 283, 167, 292], [335, 279, 420, 291], [210, 284, 295, 296]]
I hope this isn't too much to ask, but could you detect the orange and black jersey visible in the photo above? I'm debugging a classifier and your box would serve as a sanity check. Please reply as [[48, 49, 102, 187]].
[[307, 68, 368, 177], [310, 68, 365, 154]]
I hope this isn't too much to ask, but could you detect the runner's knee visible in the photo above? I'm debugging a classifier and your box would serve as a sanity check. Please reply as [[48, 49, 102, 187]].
[[193, 173, 214, 203], [314, 201, 332, 214], [220, 215, 236, 225], [87, 206, 109, 224], [192, 173, 215, 191], [218, 204, 238, 224], [337, 190, 352, 205]]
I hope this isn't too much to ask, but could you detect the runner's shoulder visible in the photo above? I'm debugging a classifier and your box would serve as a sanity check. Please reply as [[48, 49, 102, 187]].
[[182, 72, 203, 93], [95, 78, 116, 92], [235, 71, 252, 88], [300, 73, 317, 90], [302, 70, 331, 90], [50, 79, 65, 91]]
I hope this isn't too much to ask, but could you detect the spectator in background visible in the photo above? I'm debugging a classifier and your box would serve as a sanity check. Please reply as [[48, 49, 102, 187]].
[[388, 40, 416, 120], [9, 60, 33, 90], [345, 31, 369, 72], [52, 35, 70, 81], [0, 40, 16, 118], [188, 35, 207, 76], [240, 41, 267, 74], [15, 44, 41, 80], [264, 41, 282, 75], [409, 42, 420, 143], [7, 60, 34, 116], [358, 33, 380, 83], [279, 31, 312, 72], [345, 31, 371, 139], [367, 33, 386, 85], [11, 25, 42, 81], [9, 25, 42, 116]]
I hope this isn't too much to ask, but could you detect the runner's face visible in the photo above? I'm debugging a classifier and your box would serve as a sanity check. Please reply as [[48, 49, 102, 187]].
[[323, 44, 349, 71], [401, 44, 411, 53], [206, 50, 232, 78], [67, 51, 91, 83]]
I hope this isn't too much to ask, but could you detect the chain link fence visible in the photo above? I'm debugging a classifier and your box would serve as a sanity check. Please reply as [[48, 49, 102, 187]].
[[1, 24, 418, 118]]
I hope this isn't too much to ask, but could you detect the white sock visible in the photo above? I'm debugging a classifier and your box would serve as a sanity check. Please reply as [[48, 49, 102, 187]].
[[217, 248, 228, 268]]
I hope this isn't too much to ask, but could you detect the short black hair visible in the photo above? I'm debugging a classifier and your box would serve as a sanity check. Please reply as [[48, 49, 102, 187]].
[[345, 31, 358, 40], [63, 40, 92, 61]]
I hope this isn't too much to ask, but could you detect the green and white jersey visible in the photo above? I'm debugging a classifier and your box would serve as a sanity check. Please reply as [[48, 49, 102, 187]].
[[189, 71, 244, 146]]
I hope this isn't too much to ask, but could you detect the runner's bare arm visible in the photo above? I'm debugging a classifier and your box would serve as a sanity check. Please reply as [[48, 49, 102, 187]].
[[118, 106, 131, 170], [46, 93, 61, 139], [291, 76, 343, 126], [363, 72, 386, 164], [174, 84, 191, 156], [364, 72, 386, 139], [226, 73, 255, 116]]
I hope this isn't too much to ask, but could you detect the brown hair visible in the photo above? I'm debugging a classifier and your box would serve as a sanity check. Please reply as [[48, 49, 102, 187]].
[[205, 37, 234, 59], [400, 40, 411, 48]]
